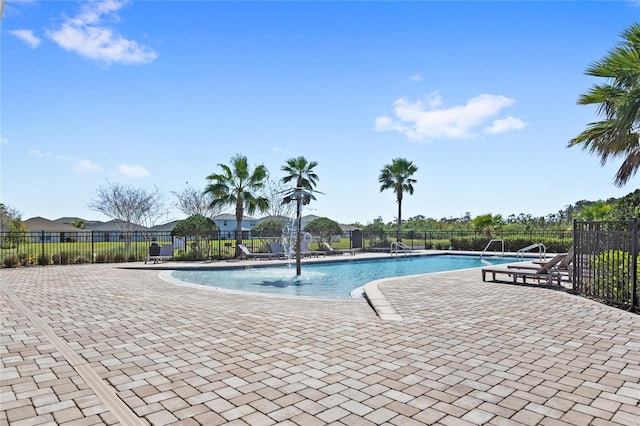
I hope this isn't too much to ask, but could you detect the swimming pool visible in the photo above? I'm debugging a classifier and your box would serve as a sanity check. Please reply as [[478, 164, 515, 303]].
[[170, 254, 523, 299]]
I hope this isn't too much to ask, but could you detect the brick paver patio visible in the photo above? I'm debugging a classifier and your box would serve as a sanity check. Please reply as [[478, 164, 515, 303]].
[[1, 259, 639, 425]]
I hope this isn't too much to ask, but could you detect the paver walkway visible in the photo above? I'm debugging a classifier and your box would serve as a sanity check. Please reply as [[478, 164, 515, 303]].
[[1, 262, 639, 425]]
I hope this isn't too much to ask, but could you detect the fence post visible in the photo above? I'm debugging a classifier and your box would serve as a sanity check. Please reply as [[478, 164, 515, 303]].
[[41, 231, 45, 265], [631, 218, 638, 311], [572, 219, 578, 293], [91, 231, 95, 264]]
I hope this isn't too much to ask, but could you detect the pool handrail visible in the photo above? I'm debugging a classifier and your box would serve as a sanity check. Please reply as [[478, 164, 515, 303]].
[[390, 241, 412, 256], [480, 239, 504, 258], [516, 243, 546, 260]]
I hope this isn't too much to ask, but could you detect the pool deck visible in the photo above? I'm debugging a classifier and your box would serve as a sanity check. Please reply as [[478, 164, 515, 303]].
[[1, 251, 639, 425]]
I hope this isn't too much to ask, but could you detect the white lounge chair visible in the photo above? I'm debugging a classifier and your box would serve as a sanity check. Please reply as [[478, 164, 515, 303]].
[[238, 244, 278, 260], [323, 242, 357, 256], [299, 241, 325, 258]]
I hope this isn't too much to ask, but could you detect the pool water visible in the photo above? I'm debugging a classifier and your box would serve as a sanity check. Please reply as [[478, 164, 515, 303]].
[[171, 254, 523, 299]]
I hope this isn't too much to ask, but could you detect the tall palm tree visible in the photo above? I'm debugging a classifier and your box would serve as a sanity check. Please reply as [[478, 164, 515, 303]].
[[204, 154, 269, 257], [281, 156, 319, 275], [569, 22, 640, 187], [379, 158, 418, 242]]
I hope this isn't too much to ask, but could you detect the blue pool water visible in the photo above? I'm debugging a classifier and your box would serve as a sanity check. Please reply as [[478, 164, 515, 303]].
[[171, 254, 523, 299]]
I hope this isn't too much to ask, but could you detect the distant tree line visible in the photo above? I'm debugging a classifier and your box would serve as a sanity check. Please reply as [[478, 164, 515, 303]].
[[356, 189, 640, 235]]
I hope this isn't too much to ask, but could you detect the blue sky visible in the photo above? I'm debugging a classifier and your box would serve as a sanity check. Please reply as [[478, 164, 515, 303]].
[[2, 1, 639, 225]]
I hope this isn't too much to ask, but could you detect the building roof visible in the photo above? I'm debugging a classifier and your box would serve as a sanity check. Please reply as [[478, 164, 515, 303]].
[[23, 217, 84, 233], [150, 220, 180, 231], [89, 220, 149, 232], [54, 217, 104, 229], [213, 214, 258, 221]]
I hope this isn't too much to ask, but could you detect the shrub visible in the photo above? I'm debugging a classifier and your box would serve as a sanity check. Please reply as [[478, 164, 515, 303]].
[[3, 255, 19, 268], [95, 253, 113, 263], [17, 253, 33, 266], [429, 239, 451, 250], [112, 253, 126, 263], [52, 251, 72, 265], [590, 250, 639, 303], [37, 253, 51, 266]]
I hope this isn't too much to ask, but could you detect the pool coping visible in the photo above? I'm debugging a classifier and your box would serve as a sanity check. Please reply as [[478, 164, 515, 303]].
[[132, 250, 536, 321]]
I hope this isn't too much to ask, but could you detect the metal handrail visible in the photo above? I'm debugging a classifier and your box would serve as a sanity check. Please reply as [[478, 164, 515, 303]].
[[480, 239, 504, 258], [390, 241, 411, 256], [517, 243, 546, 260]]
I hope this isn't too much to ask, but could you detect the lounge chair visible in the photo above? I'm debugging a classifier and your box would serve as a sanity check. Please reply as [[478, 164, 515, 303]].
[[482, 253, 566, 285], [323, 242, 357, 256], [145, 243, 174, 264], [238, 244, 278, 260], [511, 247, 573, 278], [300, 241, 325, 258], [268, 242, 289, 258]]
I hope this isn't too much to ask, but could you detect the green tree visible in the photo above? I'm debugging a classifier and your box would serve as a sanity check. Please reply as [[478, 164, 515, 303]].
[[575, 201, 612, 221], [6, 220, 29, 252], [281, 156, 319, 275], [70, 219, 85, 229], [252, 220, 287, 238], [304, 217, 342, 249], [379, 158, 418, 242], [607, 189, 640, 220], [0, 203, 21, 233], [171, 214, 218, 260], [472, 214, 504, 234], [205, 154, 269, 257], [569, 23, 640, 187]]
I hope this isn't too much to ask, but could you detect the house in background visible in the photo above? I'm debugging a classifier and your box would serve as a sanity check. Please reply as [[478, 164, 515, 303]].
[[22, 217, 91, 243], [89, 220, 149, 243], [149, 220, 180, 233], [54, 217, 104, 229], [212, 214, 257, 239]]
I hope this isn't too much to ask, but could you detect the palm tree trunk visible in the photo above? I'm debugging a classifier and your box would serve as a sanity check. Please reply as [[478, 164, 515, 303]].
[[235, 202, 243, 258], [397, 200, 402, 242]]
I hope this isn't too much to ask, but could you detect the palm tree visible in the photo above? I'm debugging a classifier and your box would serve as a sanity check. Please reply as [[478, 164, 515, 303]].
[[204, 154, 269, 257], [379, 158, 418, 242], [281, 156, 319, 275], [569, 22, 640, 187]]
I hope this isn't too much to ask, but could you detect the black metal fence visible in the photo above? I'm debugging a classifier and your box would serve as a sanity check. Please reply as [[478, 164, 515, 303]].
[[573, 219, 639, 313], [362, 230, 573, 253], [1, 228, 575, 267]]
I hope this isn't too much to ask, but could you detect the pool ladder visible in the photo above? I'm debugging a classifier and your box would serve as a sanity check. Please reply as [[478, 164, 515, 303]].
[[480, 239, 504, 258], [390, 241, 412, 256], [517, 243, 546, 260]]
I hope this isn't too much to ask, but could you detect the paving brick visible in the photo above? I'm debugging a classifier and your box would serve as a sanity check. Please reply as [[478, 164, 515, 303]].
[[2, 260, 639, 426]]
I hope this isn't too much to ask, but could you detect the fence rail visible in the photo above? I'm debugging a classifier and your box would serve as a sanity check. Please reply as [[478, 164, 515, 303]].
[[1, 228, 575, 267], [573, 219, 639, 312]]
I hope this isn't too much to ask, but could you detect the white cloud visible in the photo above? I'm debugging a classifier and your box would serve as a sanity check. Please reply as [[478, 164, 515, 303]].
[[9, 29, 41, 49], [28, 148, 105, 174], [46, 0, 157, 66], [119, 164, 150, 177], [485, 116, 529, 134], [29, 149, 48, 158], [73, 159, 102, 173], [1, 136, 9, 145], [409, 74, 423, 82], [375, 92, 526, 141]]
